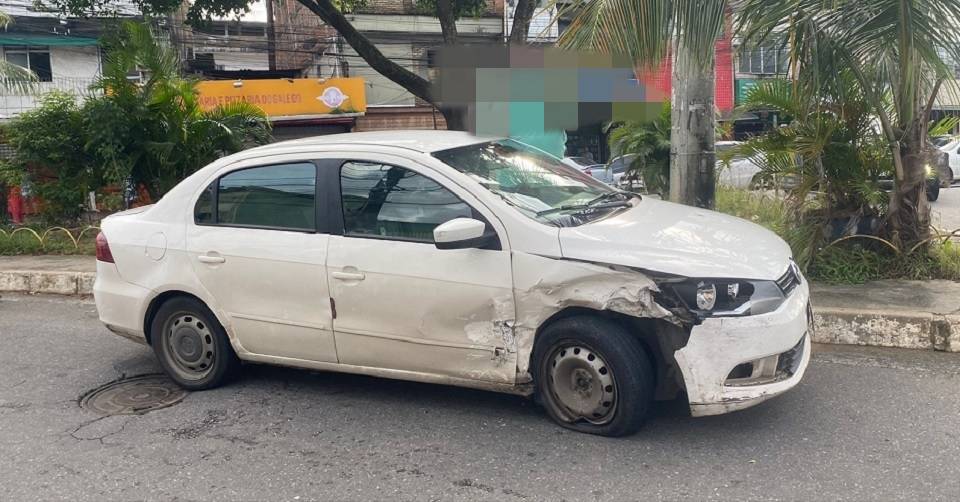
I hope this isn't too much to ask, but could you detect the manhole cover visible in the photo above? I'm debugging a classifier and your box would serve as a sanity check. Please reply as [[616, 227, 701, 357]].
[[80, 374, 187, 416]]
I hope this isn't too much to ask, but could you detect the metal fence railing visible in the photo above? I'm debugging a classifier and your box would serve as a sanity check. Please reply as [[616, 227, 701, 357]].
[[0, 77, 100, 120]]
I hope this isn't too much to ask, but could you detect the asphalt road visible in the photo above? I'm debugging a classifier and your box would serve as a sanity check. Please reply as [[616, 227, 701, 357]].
[[2, 294, 959, 501], [931, 183, 960, 233]]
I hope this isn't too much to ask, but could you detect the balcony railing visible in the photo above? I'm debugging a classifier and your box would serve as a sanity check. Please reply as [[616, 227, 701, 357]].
[[0, 77, 99, 120]]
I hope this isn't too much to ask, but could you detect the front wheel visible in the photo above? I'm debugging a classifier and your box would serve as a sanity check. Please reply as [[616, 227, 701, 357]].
[[533, 317, 655, 437], [151, 297, 241, 390]]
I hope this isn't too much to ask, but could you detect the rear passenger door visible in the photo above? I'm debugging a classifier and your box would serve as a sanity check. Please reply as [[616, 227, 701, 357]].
[[326, 158, 517, 384], [187, 157, 338, 363]]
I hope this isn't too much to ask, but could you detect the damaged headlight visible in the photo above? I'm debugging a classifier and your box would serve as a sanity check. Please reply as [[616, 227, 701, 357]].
[[664, 279, 785, 317]]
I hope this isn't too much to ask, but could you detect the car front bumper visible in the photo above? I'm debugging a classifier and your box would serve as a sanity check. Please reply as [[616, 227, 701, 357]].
[[672, 279, 812, 417]]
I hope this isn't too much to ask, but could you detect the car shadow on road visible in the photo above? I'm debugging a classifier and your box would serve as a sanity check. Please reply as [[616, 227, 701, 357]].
[[222, 361, 803, 443]]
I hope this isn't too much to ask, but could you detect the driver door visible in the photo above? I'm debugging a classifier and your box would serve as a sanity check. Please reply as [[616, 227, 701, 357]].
[[326, 158, 517, 384]]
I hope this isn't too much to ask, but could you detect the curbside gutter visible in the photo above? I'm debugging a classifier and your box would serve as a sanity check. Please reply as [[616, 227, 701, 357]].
[[0, 270, 96, 296], [1, 267, 959, 354]]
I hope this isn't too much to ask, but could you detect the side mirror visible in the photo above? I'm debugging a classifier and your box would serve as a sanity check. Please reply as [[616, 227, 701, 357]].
[[433, 218, 492, 250]]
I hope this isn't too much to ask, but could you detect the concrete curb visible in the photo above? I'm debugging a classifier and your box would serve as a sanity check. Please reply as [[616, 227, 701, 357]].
[[2, 268, 959, 353], [0, 270, 95, 296], [812, 307, 960, 353]]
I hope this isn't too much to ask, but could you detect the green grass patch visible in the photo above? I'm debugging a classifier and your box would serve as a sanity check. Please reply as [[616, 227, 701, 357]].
[[0, 225, 97, 256]]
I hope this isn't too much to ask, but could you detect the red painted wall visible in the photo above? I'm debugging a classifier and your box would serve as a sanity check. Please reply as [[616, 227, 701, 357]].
[[635, 30, 736, 113]]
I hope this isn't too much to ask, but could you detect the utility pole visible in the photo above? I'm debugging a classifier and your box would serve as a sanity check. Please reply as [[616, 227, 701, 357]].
[[266, 0, 277, 70]]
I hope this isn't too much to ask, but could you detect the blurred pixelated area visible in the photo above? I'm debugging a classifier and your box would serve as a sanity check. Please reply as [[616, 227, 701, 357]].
[[433, 46, 669, 141]]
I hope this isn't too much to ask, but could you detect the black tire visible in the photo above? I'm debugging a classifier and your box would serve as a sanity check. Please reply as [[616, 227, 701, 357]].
[[533, 316, 655, 437], [927, 177, 941, 202], [151, 296, 241, 390]]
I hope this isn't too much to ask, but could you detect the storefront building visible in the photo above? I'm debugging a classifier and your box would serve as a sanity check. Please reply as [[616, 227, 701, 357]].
[[194, 77, 367, 139]]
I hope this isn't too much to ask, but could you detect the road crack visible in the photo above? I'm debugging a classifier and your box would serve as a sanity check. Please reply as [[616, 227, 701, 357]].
[[69, 415, 132, 444]]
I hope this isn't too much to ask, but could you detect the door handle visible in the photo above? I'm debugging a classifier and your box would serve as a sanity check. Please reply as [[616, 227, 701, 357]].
[[332, 271, 365, 281], [198, 254, 226, 264]]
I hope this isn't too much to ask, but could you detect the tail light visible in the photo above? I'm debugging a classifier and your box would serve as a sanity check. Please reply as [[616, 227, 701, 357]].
[[95, 232, 115, 263]]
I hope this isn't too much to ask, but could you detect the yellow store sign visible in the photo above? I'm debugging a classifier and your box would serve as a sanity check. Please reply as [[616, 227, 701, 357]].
[[195, 77, 366, 119]]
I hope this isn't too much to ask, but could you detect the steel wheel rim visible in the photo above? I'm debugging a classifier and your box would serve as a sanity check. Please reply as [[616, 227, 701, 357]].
[[163, 312, 215, 381], [547, 344, 617, 425]]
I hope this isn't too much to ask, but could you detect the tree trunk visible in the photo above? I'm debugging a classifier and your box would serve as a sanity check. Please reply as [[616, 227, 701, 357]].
[[888, 124, 931, 247], [439, 105, 467, 131], [436, 0, 458, 45], [669, 39, 716, 208], [509, 0, 537, 43]]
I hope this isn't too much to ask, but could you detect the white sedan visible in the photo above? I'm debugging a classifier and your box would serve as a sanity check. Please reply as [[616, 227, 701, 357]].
[[936, 137, 960, 182], [716, 141, 764, 189], [94, 131, 811, 437]]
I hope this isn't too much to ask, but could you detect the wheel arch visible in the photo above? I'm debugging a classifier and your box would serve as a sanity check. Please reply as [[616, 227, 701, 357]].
[[530, 307, 688, 400], [143, 290, 212, 346]]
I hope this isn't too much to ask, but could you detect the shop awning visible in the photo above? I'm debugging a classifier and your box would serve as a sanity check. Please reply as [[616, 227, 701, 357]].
[[0, 35, 99, 47]]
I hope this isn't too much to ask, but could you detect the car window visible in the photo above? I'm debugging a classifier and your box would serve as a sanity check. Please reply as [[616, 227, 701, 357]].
[[194, 182, 214, 224], [567, 157, 594, 167], [339, 161, 472, 242], [215, 162, 316, 231], [608, 155, 634, 173]]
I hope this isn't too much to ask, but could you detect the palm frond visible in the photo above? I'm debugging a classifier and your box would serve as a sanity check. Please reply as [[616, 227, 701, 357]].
[[557, 0, 727, 64]]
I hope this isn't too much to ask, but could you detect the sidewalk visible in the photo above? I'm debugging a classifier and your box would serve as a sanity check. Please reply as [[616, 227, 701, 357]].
[[1, 255, 958, 352]]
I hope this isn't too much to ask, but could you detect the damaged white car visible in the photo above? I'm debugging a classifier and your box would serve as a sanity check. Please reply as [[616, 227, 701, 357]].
[[94, 131, 811, 437]]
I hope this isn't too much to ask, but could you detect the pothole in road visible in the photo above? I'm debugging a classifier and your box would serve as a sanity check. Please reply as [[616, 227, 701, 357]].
[[79, 374, 187, 416]]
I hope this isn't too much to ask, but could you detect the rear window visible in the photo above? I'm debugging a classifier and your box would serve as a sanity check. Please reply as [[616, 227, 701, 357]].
[[196, 162, 317, 231]]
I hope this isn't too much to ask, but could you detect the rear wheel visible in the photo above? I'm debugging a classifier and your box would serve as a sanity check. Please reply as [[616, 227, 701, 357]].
[[151, 297, 240, 390], [533, 316, 654, 437]]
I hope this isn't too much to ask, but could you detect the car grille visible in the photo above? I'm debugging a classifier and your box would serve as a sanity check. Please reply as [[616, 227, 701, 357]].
[[776, 335, 806, 376], [775, 264, 801, 296]]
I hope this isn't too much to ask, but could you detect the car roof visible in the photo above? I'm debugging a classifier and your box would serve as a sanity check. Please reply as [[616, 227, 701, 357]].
[[248, 130, 498, 155]]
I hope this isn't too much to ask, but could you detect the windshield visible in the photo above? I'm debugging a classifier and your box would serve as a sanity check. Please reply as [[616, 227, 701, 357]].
[[433, 139, 634, 227]]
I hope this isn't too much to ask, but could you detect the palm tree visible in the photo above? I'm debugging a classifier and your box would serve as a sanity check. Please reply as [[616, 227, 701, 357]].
[[733, 76, 893, 266], [88, 22, 271, 197], [607, 102, 671, 195], [557, 0, 728, 208], [0, 10, 37, 93], [737, 0, 960, 247]]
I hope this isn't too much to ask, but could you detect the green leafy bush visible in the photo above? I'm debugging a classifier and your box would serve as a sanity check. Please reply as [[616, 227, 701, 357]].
[[717, 186, 960, 283], [6, 92, 96, 223], [3, 22, 272, 224], [606, 103, 671, 195]]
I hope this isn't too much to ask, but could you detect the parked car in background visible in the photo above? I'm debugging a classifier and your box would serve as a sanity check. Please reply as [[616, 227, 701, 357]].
[[94, 131, 812, 437], [935, 137, 960, 183], [716, 141, 764, 189], [584, 154, 635, 187], [562, 156, 602, 171]]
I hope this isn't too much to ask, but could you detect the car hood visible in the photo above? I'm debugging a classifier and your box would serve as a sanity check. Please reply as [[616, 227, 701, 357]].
[[558, 198, 792, 280]]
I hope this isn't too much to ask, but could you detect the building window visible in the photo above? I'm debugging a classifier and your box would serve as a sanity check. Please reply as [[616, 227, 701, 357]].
[[3, 46, 53, 82], [738, 44, 788, 76]]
